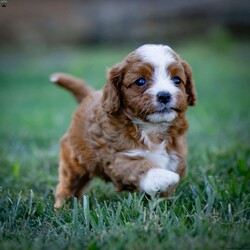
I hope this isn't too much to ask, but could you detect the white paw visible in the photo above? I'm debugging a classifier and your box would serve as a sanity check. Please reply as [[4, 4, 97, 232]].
[[140, 168, 179, 195]]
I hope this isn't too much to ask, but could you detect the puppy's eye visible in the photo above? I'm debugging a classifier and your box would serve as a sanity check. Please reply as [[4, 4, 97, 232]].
[[134, 77, 147, 87], [172, 76, 181, 85]]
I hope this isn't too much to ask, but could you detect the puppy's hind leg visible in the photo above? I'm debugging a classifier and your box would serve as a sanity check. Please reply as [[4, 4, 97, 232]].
[[54, 163, 90, 208], [54, 135, 90, 209]]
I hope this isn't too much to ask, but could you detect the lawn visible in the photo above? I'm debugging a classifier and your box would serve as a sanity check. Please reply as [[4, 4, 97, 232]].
[[0, 38, 250, 250]]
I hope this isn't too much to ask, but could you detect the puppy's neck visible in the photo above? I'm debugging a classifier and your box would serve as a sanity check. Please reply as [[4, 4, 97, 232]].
[[129, 115, 188, 148], [123, 116, 169, 148], [131, 117, 171, 134]]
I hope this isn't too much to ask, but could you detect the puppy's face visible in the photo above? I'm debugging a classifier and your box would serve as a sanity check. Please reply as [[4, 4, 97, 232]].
[[102, 44, 196, 124]]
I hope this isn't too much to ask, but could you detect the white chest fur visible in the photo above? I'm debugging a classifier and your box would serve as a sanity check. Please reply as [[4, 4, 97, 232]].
[[123, 131, 179, 172]]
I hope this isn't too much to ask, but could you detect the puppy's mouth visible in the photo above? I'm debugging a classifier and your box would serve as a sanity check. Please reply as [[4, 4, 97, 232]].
[[156, 107, 180, 114], [146, 106, 180, 124]]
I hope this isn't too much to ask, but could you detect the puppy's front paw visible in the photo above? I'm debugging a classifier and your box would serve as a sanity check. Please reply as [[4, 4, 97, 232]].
[[140, 169, 179, 195]]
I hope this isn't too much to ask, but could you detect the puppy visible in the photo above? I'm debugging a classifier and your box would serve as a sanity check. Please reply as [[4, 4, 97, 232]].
[[51, 44, 196, 208]]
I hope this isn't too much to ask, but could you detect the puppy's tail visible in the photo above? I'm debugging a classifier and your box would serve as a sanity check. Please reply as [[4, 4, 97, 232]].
[[50, 73, 93, 103]]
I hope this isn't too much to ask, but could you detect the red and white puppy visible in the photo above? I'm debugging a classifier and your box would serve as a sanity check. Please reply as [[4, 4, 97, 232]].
[[51, 44, 196, 208]]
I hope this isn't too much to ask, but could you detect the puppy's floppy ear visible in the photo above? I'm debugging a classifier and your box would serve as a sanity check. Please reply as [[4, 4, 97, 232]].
[[102, 63, 124, 114], [181, 61, 197, 106]]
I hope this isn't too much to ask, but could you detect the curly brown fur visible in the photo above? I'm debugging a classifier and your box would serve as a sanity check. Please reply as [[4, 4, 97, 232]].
[[51, 44, 196, 208]]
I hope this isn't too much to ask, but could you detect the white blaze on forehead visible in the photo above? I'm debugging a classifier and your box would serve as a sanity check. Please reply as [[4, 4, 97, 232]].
[[136, 44, 175, 66], [136, 44, 179, 96]]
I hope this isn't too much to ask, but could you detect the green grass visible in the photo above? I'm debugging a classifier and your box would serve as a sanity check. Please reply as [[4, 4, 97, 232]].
[[0, 39, 250, 250]]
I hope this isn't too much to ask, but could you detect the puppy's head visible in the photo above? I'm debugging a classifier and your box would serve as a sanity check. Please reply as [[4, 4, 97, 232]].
[[102, 44, 196, 124]]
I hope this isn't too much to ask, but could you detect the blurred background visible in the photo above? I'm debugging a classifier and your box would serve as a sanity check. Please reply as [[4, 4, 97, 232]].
[[0, 0, 250, 46]]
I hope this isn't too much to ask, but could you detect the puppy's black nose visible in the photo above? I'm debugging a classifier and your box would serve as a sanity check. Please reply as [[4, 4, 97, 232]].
[[157, 91, 172, 104]]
